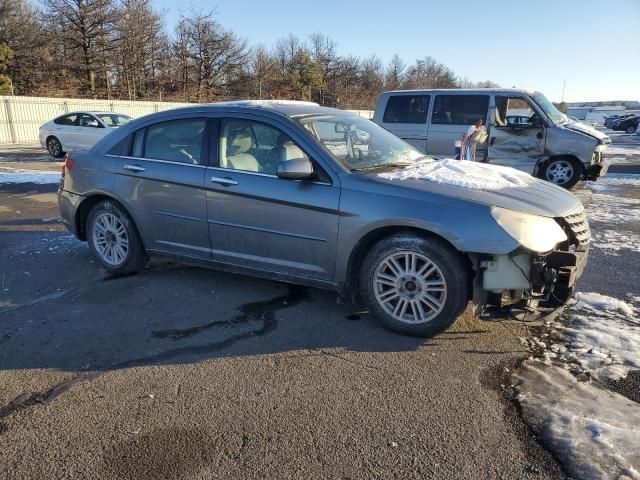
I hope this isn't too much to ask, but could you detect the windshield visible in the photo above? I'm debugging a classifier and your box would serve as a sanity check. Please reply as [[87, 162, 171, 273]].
[[293, 114, 426, 170], [96, 114, 132, 127], [530, 93, 567, 125]]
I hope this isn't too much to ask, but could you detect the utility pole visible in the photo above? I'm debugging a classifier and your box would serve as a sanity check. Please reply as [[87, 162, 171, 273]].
[[561, 80, 566, 103]]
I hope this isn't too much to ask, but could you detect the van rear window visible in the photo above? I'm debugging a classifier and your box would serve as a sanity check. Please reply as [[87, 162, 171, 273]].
[[431, 95, 489, 125], [383, 95, 430, 124]]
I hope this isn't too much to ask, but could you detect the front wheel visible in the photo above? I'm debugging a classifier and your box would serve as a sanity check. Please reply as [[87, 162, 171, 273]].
[[360, 234, 470, 337], [87, 200, 147, 276], [540, 157, 583, 189]]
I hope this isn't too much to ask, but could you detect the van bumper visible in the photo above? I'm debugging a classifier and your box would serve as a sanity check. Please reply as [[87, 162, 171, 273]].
[[583, 160, 609, 181]]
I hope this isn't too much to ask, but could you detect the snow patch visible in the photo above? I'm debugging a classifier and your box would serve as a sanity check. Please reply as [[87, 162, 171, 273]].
[[0, 167, 60, 184], [378, 158, 535, 190], [514, 364, 640, 480], [592, 230, 640, 255]]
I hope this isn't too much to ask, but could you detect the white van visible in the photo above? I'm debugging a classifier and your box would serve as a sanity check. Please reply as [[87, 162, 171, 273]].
[[373, 89, 610, 188]]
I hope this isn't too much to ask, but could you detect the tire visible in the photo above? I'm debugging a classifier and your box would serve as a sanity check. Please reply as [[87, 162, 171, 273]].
[[540, 157, 583, 189], [87, 200, 147, 276], [627, 125, 636, 134], [360, 234, 469, 337], [46, 136, 65, 158]]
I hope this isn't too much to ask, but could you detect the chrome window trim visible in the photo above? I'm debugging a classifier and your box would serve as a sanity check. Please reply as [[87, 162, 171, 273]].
[[206, 166, 332, 186], [105, 154, 207, 168]]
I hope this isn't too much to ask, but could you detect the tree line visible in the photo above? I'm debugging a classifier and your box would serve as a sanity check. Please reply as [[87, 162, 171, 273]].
[[0, 0, 499, 109]]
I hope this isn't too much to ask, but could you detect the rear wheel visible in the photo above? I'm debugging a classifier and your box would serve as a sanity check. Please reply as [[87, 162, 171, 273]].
[[627, 125, 636, 134], [46, 136, 64, 158], [360, 234, 469, 337], [87, 200, 147, 276], [540, 157, 583, 189]]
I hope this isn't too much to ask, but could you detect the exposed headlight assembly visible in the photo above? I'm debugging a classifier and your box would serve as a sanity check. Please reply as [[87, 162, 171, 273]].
[[490, 206, 567, 253]]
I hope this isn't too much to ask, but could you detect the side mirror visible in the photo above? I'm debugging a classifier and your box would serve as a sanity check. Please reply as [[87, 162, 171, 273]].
[[276, 157, 314, 180]]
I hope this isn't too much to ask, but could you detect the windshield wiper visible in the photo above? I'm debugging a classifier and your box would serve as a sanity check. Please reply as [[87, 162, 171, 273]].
[[350, 161, 416, 172]]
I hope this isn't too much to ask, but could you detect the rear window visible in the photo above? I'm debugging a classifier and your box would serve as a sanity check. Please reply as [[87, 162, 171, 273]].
[[431, 95, 489, 125], [130, 118, 206, 165], [54, 114, 78, 126], [383, 95, 430, 124]]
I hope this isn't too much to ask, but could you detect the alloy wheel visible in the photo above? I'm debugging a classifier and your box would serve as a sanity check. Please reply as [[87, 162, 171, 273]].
[[47, 138, 61, 156], [373, 251, 447, 324], [545, 160, 574, 185], [91, 212, 129, 266]]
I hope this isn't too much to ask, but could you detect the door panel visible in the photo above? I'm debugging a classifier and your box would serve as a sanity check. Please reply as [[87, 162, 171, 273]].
[[115, 158, 210, 258], [205, 168, 340, 280], [487, 96, 546, 173], [427, 94, 489, 158]]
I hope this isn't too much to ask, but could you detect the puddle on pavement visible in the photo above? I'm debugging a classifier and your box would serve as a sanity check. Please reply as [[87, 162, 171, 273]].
[[151, 284, 308, 340]]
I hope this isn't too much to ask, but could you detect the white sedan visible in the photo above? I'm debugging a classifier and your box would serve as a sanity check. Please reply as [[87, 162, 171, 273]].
[[39, 111, 132, 157]]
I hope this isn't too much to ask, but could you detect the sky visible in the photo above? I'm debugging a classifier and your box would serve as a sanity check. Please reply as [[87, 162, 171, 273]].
[[153, 0, 639, 103]]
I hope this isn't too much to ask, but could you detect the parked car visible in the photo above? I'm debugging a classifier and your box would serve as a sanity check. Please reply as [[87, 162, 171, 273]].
[[58, 101, 590, 337], [373, 89, 610, 189], [612, 115, 640, 134], [603, 115, 621, 129], [40, 111, 132, 157]]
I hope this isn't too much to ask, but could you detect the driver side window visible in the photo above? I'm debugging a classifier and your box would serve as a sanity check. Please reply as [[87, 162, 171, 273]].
[[219, 119, 305, 175], [494, 97, 538, 128], [131, 118, 206, 165]]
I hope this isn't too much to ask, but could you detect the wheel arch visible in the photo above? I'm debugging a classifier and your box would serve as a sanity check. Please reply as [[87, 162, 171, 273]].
[[75, 194, 138, 242], [343, 225, 473, 299]]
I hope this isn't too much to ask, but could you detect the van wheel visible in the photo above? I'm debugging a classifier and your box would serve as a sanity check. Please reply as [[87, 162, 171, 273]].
[[87, 200, 147, 276], [360, 234, 469, 337], [46, 136, 65, 158], [540, 157, 583, 189]]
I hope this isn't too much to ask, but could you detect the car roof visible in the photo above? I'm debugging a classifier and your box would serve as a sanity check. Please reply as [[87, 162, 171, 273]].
[[151, 100, 355, 119], [58, 111, 129, 116], [380, 88, 536, 95]]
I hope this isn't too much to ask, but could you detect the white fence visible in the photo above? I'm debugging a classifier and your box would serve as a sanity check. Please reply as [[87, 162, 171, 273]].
[[0, 95, 373, 144]]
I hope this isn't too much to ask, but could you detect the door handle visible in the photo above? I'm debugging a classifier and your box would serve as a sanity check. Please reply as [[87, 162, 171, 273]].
[[123, 164, 145, 173], [210, 176, 238, 186]]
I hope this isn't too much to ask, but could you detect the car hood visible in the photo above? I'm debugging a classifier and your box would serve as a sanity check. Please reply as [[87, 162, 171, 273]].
[[364, 159, 582, 218], [563, 121, 610, 144]]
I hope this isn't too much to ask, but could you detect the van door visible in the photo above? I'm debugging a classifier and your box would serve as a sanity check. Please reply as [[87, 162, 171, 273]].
[[374, 94, 430, 152], [487, 95, 546, 173], [427, 94, 490, 157]]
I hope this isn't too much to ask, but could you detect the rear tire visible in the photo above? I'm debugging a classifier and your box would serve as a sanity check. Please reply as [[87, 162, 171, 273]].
[[540, 157, 583, 189], [627, 125, 636, 134], [87, 200, 147, 276], [360, 234, 469, 337], [46, 136, 64, 158]]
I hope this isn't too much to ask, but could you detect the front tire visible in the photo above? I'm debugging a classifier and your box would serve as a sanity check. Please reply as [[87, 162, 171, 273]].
[[87, 200, 147, 276], [360, 234, 469, 337], [540, 157, 583, 189], [46, 136, 64, 158]]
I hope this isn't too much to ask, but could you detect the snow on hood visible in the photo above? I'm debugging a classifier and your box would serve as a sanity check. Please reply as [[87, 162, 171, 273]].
[[565, 121, 610, 143], [378, 159, 535, 191]]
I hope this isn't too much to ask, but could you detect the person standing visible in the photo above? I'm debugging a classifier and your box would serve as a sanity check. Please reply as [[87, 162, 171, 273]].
[[461, 119, 486, 161]]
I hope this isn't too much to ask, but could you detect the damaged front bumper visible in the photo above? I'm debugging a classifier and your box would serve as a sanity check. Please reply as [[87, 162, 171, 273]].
[[476, 207, 591, 321]]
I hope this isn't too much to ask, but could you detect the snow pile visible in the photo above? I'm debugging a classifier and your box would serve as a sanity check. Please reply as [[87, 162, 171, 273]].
[[575, 190, 640, 224], [514, 364, 640, 480], [514, 293, 640, 479], [378, 158, 534, 190], [0, 167, 60, 184]]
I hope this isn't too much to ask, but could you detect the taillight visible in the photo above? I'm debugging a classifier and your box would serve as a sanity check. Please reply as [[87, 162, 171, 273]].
[[62, 155, 74, 177]]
